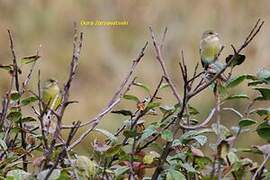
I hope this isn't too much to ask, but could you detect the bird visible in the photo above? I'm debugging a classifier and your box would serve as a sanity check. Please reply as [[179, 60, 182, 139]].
[[200, 30, 227, 82], [41, 78, 62, 111], [200, 30, 222, 69], [41, 78, 62, 133]]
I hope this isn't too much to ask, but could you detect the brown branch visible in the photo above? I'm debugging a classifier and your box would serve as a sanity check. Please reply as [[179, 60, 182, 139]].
[[66, 42, 148, 150], [58, 25, 83, 119], [7, 29, 28, 171], [179, 107, 216, 130], [149, 27, 182, 104], [45, 121, 81, 180], [21, 47, 41, 94], [62, 41, 148, 129], [252, 154, 269, 180], [8, 30, 20, 92]]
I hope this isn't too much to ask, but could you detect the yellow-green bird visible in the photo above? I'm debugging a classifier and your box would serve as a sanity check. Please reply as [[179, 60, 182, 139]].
[[41, 78, 62, 111], [200, 30, 222, 69], [200, 30, 227, 81]]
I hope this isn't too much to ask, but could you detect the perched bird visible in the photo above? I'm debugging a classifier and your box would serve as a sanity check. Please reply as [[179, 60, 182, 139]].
[[41, 78, 62, 111], [200, 30, 222, 69], [200, 30, 227, 81], [41, 78, 62, 134]]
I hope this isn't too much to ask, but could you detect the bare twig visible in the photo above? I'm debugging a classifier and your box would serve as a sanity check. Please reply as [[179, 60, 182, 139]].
[[7, 29, 28, 171], [252, 154, 269, 180], [62, 42, 148, 129], [21, 47, 41, 94], [45, 121, 81, 180], [180, 107, 216, 130], [149, 27, 182, 104], [66, 42, 148, 150], [58, 25, 83, 119], [160, 27, 168, 50], [8, 30, 20, 92], [67, 99, 120, 150]]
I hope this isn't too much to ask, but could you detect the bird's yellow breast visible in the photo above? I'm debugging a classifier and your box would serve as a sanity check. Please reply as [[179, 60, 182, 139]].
[[200, 36, 222, 63]]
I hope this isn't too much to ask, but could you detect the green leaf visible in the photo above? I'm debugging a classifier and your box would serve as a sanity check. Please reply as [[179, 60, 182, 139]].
[[21, 117, 37, 122], [212, 124, 232, 140], [6, 169, 31, 180], [179, 129, 213, 144], [256, 121, 270, 140], [111, 110, 133, 116], [0, 138, 7, 151], [57, 170, 70, 180], [159, 105, 175, 115], [133, 81, 150, 93], [257, 68, 270, 80], [106, 144, 121, 157], [0, 64, 13, 71], [182, 163, 197, 173], [21, 96, 38, 106], [37, 169, 61, 180], [10, 91, 20, 101], [225, 74, 256, 88], [172, 139, 182, 147], [114, 166, 129, 176], [253, 87, 270, 100], [192, 135, 207, 146], [263, 171, 270, 180], [21, 55, 40, 64], [227, 151, 239, 164], [188, 105, 200, 115], [166, 169, 186, 180], [145, 102, 161, 111], [160, 82, 170, 90], [123, 129, 137, 138], [225, 54, 245, 67], [248, 80, 265, 86], [139, 125, 157, 142], [195, 157, 212, 170], [250, 108, 270, 116], [123, 94, 140, 102], [95, 128, 117, 142], [7, 111, 22, 122], [239, 118, 257, 128], [224, 93, 249, 101], [161, 130, 173, 142]]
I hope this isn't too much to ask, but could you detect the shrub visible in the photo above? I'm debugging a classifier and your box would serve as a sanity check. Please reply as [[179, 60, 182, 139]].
[[0, 19, 269, 180]]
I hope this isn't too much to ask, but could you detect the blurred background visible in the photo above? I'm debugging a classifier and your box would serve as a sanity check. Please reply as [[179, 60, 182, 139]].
[[0, 0, 269, 155]]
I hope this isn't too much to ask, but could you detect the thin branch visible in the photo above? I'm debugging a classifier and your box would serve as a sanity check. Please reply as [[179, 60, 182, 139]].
[[7, 29, 28, 171], [222, 108, 243, 118], [45, 121, 81, 180], [252, 154, 269, 180], [160, 26, 168, 50], [8, 30, 19, 92], [149, 27, 182, 104], [58, 25, 83, 119], [180, 107, 216, 130], [21, 47, 41, 94]]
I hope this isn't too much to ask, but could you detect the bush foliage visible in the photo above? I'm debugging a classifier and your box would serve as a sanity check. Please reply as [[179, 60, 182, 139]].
[[0, 20, 270, 180]]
